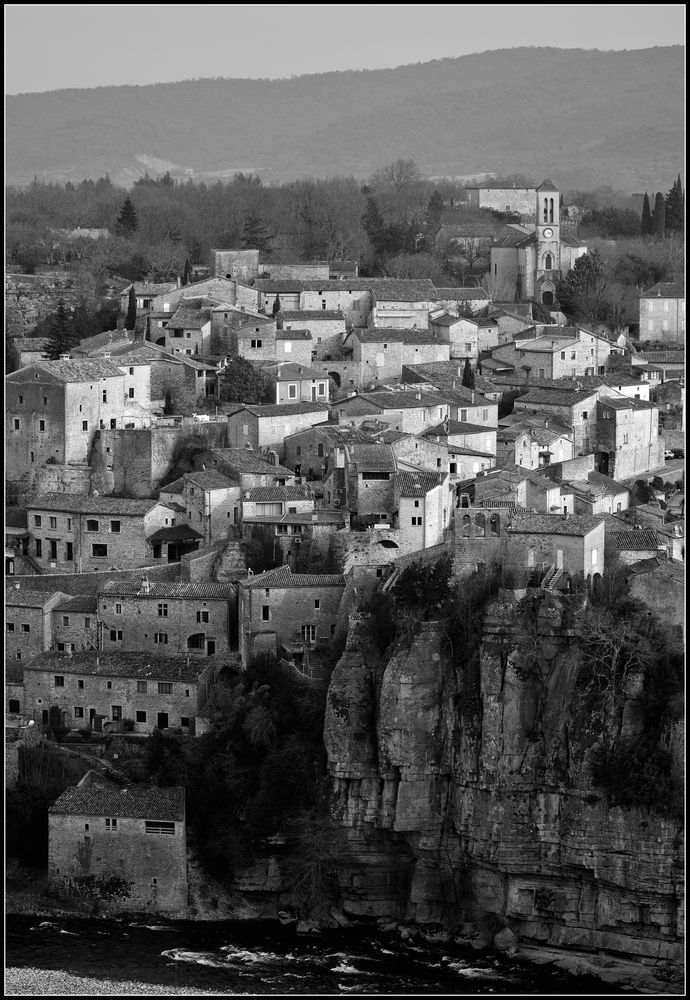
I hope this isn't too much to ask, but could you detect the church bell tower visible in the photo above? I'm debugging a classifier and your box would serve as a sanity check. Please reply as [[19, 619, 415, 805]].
[[535, 179, 560, 305]]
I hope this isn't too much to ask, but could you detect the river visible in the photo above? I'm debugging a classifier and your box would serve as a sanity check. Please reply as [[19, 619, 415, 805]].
[[5, 915, 635, 995]]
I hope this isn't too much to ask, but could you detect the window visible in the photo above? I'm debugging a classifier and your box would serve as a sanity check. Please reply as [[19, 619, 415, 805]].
[[62, 615, 70, 627], [54, 675, 64, 687], [250, 339, 262, 349], [591, 548, 598, 567], [109, 629, 123, 641], [571, 352, 576, 360], [296, 446, 302, 456], [414, 500, 420, 508], [92, 544, 108, 557], [7, 622, 14, 632], [154, 632, 168, 644], [197, 610, 210, 623], [66, 542, 73, 561], [145, 821, 175, 835], [110, 520, 121, 533], [314, 599, 321, 610], [74, 707, 84, 719], [623, 433, 629, 444], [49, 516, 57, 529], [137, 681, 148, 693], [107, 681, 112, 690], [411, 516, 423, 526], [560, 352, 566, 360], [129, 367, 135, 375], [67, 518, 72, 530], [18, 395, 23, 404], [152, 544, 162, 559], [136, 710, 147, 723], [128, 387, 135, 399], [102, 390, 108, 403], [46, 539, 57, 560], [180, 716, 190, 728], [82, 420, 88, 431], [288, 384, 297, 399], [301, 624, 316, 643], [158, 603, 168, 617], [38, 419, 46, 432], [13, 419, 19, 430], [262, 605, 270, 621], [158, 682, 173, 694], [465, 343, 472, 353], [86, 519, 99, 532], [36, 540, 42, 558], [21, 623, 30, 634], [78, 679, 84, 689], [115, 603, 122, 615], [318, 382, 326, 396], [34, 515, 42, 528], [284, 341, 292, 353], [460, 409, 467, 422], [105, 818, 118, 831]]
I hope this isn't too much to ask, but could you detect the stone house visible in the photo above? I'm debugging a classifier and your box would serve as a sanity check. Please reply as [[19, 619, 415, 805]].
[[401, 363, 500, 424], [242, 509, 346, 566], [639, 282, 685, 343], [119, 281, 179, 318], [513, 387, 599, 456], [634, 349, 685, 383], [50, 594, 99, 653], [241, 484, 315, 522], [281, 423, 373, 481], [596, 397, 663, 479], [183, 470, 240, 544], [226, 402, 330, 454], [23, 650, 215, 734], [210, 306, 273, 356], [25, 494, 174, 574], [98, 578, 236, 660], [205, 447, 294, 488], [273, 330, 314, 366], [423, 419, 496, 482], [428, 314, 479, 361], [655, 379, 685, 432], [345, 328, 450, 383], [6, 360, 136, 485], [336, 390, 449, 435], [608, 528, 664, 567], [48, 774, 187, 914], [103, 342, 206, 408], [394, 470, 449, 551], [564, 471, 631, 516], [655, 520, 685, 562], [506, 511, 605, 586], [428, 286, 492, 315], [345, 444, 397, 520], [280, 310, 347, 360], [466, 185, 538, 218], [150, 276, 238, 314], [9, 337, 50, 370], [370, 281, 439, 330], [489, 327, 614, 379], [157, 304, 212, 357], [496, 416, 574, 470], [5, 589, 69, 668], [238, 565, 346, 666], [259, 362, 329, 405], [210, 249, 260, 281]]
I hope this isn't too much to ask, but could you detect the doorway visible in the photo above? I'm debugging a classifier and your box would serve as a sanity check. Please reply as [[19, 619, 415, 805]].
[[157, 712, 169, 729]]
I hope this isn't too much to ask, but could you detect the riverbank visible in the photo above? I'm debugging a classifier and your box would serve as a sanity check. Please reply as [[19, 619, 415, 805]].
[[5, 969, 223, 996]]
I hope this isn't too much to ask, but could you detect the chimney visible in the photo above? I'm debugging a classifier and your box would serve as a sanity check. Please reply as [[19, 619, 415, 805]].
[[457, 366, 463, 377], [140, 575, 150, 594], [544, 419, 549, 429], [471, 391, 475, 404], [177, 276, 181, 288]]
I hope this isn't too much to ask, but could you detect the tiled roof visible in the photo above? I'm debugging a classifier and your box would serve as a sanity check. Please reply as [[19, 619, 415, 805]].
[[598, 396, 655, 411], [24, 651, 212, 681], [348, 444, 396, 472], [508, 512, 604, 536], [431, 287, 491, 299], [52, 594, 98, 614], [515, 388, 596, 407], [640, 282, 685, 299], [353, 328, 439, 345], [159, 476, 186, 495], [246, 485, 313, 502], [246, 278, 436, 299], [275, 329, 312, 340], [430, 313, 464, 327], [184, 470, 236, 491], [610, 530, 661, 551], [98, 578, 233, 599], [397, 471, 443, 495], [281, 310, 345, 320], [5, 589, 67, 608], [211, 448, 293, 476], [7, 360, 126, 384], [130, 282, 178, 295], [241, 402, 329, 418], [13, 337, 51, 351], [261, 362, 323, 380], [358, 390, 447, 409], [27, 494, 162, 516], [146, 524, 204, 543], [241, 565, 345, 589], [50, 782, 185, 821], [101, 342, 184, 364], [168, 306, 212, 329], [637, 350, 685, 363], [425, 420, 490, 437]]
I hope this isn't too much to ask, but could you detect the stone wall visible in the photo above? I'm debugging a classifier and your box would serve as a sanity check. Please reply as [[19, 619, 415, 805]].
[[6, 271, 96, 339]]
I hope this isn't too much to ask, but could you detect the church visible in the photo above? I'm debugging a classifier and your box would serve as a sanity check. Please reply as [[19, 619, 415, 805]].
[[489, 180, 587, 305]]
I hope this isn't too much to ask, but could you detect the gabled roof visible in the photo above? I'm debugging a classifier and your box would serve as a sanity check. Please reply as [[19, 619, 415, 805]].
[[351, 328, 439, 345], [274, 329, 312, 341], [128, 281, 178, 295], [425, 419, 491, 437], [246, 485, 314, 502], [348, 444, 396, 472], [158, 476, 186, 495], [7, 360, 126, 384], [98, 578, 232, 598], [50, 781, 184, 821], [146, 524, 204, 544], [508, 512, 604, 536], [26, 493, 164, 516], [515, 388, 597, 407], [52, 594, 98, 614], [431, 287, 491, 300], [281, 310, 345, 320], [640, 281, 685, 299], [24, 650, 211, 681], [241, 565, 345, 589], [210, 448, 293, 476], [397, 471, 443, 495], [354, 389, 448, 410], [536, 178, 557, 191], [184, 470, 236, 491], [5, 589, 69, 609], [260, 362, 323, 380], [168, 306, 212, 329], [609, 529, 662, 551], [236, 402, 329, 418]]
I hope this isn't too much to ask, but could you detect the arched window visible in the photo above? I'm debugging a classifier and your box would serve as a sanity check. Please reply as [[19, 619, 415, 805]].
[[474, 512, 486, 537], [462, 514, 471, 537], [489, 513, 500, 536], [543, 198, 548, 222], [549, 197, 554, 222], [544, 253, 553, 271]]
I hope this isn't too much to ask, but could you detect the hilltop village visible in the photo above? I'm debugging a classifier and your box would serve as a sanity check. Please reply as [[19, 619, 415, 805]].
[[5, 180, 685, 968]]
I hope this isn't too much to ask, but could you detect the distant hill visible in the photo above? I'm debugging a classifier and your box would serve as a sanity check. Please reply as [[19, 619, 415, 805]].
[[6, 46, 683, 191]]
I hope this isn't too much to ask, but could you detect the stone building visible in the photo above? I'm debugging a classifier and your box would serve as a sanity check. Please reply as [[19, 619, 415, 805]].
[[282, 423, 372, 480], [98, 578, 236, 659], [280, 310, 347, 360], [496, 415, 573, 470], [489, 326, 614, 380], [395, 470, 449, 551], [25, 494, 174, 574], [639, 282, 685, 343], [50, 594, 99, 653], [259, 362, 329, 404], [5, 589, 69, 667], [336, 390, 449, 436], [506, 511, 605, 585], [596, 396, 663, 479], [210, 248, 260, 280], [23, 650, 215, 734], [119, 281, 179, 317], [156, 304, 212, 357], [345, 329, 450, 384], [238, 565, 346, 666], [513, 387, 599, 457], [183, 470, 239, 545], [48, 774, 187, 914], [226, 402, 330, 454], [466, 184, 538, 219], [241, 484, 315, 522]]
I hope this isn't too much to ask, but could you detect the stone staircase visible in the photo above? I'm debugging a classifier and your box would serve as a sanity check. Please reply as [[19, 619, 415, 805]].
[[541, 564, 564, 591], [213, 540, 248, 583]]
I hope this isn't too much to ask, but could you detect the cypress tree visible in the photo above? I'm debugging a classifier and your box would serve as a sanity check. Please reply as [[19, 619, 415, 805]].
[[45, 299, 77, 359], [461, 357, 475, 389], [116, 196, 138, 234], [665, 175, 685, 233], [182, 257, 193, 286], [640, 192, 652, 235], [652, 192, 666, 238], [125, 286, 137, 330], [272, 293, 281, 318]]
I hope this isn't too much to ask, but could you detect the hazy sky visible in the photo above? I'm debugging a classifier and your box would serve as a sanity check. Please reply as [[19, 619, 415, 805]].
[[5, 3, 685, 94]]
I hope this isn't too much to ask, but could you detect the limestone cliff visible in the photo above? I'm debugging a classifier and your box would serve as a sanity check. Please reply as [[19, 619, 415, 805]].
[[323, 591, 684, 986]]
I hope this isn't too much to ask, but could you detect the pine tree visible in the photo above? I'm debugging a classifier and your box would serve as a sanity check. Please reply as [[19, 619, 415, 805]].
[[665, 175, 685, 233], [241, 214, 274, 253], [362, 196, 386, 261], [461, 358, 475, 389], [640, 192, 652, 236], [125, 286, 137, 331], [45, 299, 77, 359], [116, 196, 138, 235], [425, 190, 444, 228], [652, 192, 666, 238]]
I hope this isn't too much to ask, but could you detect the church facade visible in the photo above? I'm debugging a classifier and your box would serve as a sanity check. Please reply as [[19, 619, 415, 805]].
[[489, 180, 588, 305]]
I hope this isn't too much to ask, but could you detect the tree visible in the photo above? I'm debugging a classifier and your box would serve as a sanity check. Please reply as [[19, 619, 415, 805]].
[[665, 174, 684, 234], [182, 257, 193, 286], [557, 248, 609, 323], [461, 358, 475, 389], [640, 192, 652, 236], [425, 190, 444, 229], [45, 299, 78, 359], [218, 356, 272, 405], [362, 195, 386, 264], [272, 293, 281, 318], [125, 286, 137, 331], [241, 213, 274, 253], [652, 192, 666, 238], [116, 196, 138, 235]]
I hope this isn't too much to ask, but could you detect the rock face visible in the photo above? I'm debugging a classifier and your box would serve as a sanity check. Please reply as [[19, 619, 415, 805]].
[[324, 590, 684, 980]]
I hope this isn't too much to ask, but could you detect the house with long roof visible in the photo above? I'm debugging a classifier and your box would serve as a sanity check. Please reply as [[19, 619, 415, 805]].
[[639, 281, 685, 343], [345, 328, 450, 383], [226, 401, 330, 454], [336, 389, 449, 435]]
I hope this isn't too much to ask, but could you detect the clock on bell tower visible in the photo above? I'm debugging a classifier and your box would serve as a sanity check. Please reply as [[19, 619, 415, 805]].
[[535, 179, 560, 305]]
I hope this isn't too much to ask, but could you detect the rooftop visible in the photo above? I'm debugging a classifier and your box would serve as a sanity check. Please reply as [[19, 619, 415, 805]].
[[352, 328, 440, 345], [609, 529, 662, 551], [5, 588, 68, 609], [146, 524, 204, 544], [50, 781, 184, 821], [281, 310, 345, 320], [640, 281, 685, 299], [431, 286, 491, 300], [27, 494, 163, 516], [52, 594, 99, 614], [241, 565, 345, 589], [239, 402, 329, 418], [7, 359, 127, 384], [508, 512, 605, 536], [24, 651, 212, 681], [246, 485, 314, 502], [348, 443, 397, 472], [210, 448, 293, 476], [98, 578, 233, 599], [184, 470, 236, 491], [397, 471, 443, 495]]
